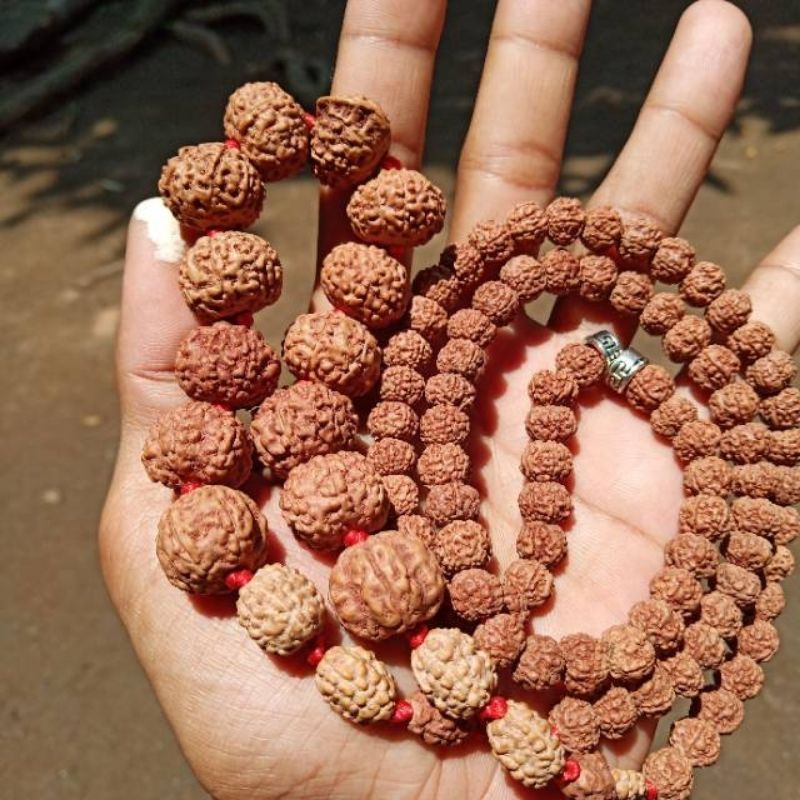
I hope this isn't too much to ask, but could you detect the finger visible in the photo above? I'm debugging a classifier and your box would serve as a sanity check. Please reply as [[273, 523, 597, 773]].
[[549, 0, 751, 336], [450, 0, 591, 240], [741, 225, 800, 352]]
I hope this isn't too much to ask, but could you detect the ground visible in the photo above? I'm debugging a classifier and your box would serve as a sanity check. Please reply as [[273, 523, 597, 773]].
[[1, 1, 798, 797]]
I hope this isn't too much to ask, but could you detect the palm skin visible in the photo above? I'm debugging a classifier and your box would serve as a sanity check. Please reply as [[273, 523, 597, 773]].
[[101, 1, 800, 798]]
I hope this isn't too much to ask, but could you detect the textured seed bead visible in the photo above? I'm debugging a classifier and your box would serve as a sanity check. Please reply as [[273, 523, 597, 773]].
[[730, 461, 776, 498], [525, 405, 577, 442], [433, 520, 490, 575], [578, 254, 618, 301], [650, 567, 703, 615], [612, 769, 647, 800], [602, 624, 656, 682], [746, 350, 797, 395], [731, 496, 784, 539], [764, 544, 795, 582], [500, 255, 545, 302], [715, 563, 761, 607], [705, 289, 751, 335], [725, 531, 772, 571], [468, 219, 514, 267], [556, 343, 606, 387], [516, 520, 567, 566], [640, 292, 686, 335], [651, 396, 698, 438], [673, 420, 721, 462], [624, 364, 675, 413], [695, 688, 744, 735], [518, 481, 573, 523], [445, 243, 485, 288], [528, 369, 580, 406], [683, 456, 731, 496], [760, 386, 800, 430], [683, 622, 726, 669], [412, 263, 462, 312], [738, 620, 780, 663], [521, 440, 573, 482], [561, 753, 617, 800], [679, 494, 731, 540], [447, 308, 496, 347], [448, 568, 504, 621], [420, 404, 470, 445], [542, 249, 581, 296], [503, 558, 553, 611], [708, 382, 760, 429], [473, 613, 526, 668], [665, 534, 719, 578], [383, 474, 419, 515], [594, 687, 638, 739], [629, 598, 685, 653], [632, 664, 676, 717], [424, 481, 481, 526], [436, 338, 486, 381], [652, 237, 695, 283], [367, 437, 416, 476], [663, 315, 712, 363], [383, 330, 433, 371], [472, 280, 520, 325], [506, 200, 547, 254], [610, 271, 654, 316], [549, 697, 600, 753], [755, 582, 786, 621], [407, 295, 448, 343], [769, 428, 800, 464], [719, 422, 769, 464], [407, 690, 470, 747], [425, 373, 476, 411], [514, 634, 565, 691], [727, 320, 776, 363], [772, 464, 800, 505], [367, 401, 419, 441], [687, 345, 741, 392], [581, 206, 622, 251], [719, 654, 765, 700], [560, 633, 609, 697], [680, 261, 725, 307], [379, 365, 425, 405], [700, 591, 743, 638], [418, 443, 470, 486], [642, 747, 694, 800], [660, 651, 704, 698], [546, 196, 585, 245], [397, 513, 435, 547], [618, 214, 662, 269]]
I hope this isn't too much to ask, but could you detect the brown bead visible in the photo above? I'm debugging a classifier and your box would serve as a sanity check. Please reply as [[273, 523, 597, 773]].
[[683, 456, 731, 496], [746, 350, 797, 395], [514, 635, 565, 691], [738, 619, 780, 662], [678, 494, 731, 540], [624, 364, 675, 413], [556, 342, 605, 387], [367, 437, 416, 476], [651, 237, 696, 283], [771, 464, 800, 505], [602, 624, 656, 682], [424, 481, 481, 526], [764, 544, 795, 582], [418, 443, 470, 486], [660, 652, 704, 698], [578, 254, 618, 301], [447, 308, 496, 348], [642, 747, 694, 800], [618, 214, 662, 269], [383, 329, 433, 371], [687, 345, 741, 392], [433, 519, 490, 575], [419, 404, 470, 445], [367, 401, 419, 441], [503, 558, 553, 611], [610, 271, 654, 316], [683, 622, 726, 669], [719, 422, 769, 465], [425, 372, 476, 411], [663, 315, 713, 363], [407, 690, 470, 746], [546, 196, 586, 245], [449, 568, 504, 621], [665, 534, 719, 578], [708, 382, 760, 429], [699, 591, 743, 639], [561, 753, 616, 800], [407, 295, 448, 343], [549, 697, 600, 754], [518, 481, 573, 523], [673, 420, 722, 463], [560, 633, 609, 697], [542, 248, 581, 295], [640, 292, 686, 335], [581, 206, 622, 252], [629, 598, 685, 653], [719, 654, 765, 700], [715, 563, 761, 607], [650, 567, 703, 615], [705, 289, 751, 335], [412, 263, 463, 312], [525, 405, 577, 441], [725, 531, 772, 571], [379, 365, 425, 405], [755, 581, 786, 621], [500, 255, 546, 302], [436, 337, 486, 381], [528, 369, 580, 406], [695, 688, 744, 734], [632, 664, 676, 717], [516, 520, 567, 566], [473, 613, 526, 668], [680, 261, 725, 307], [468, 219, 514, 267], [775, 505, 800, 545], [472, 280, 520, 325], [397, 513, 435, 547], [729, 461, 777, 498], [520, 440, 573, 482], [651, 396, 698, 438], [444, 242, 485, 288], [593, 687, 638, 739], [727, 320, 776, 364], [731, 496, 785, 539], [759, 387, 800, 430], [669, 718, 721, 769], [505, 200, 548, 255], [769, 427, 800, 465], [382, 474, 419, 515]]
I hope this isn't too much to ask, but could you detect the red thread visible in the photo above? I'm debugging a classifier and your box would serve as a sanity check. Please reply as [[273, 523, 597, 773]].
[[343, 529, 369, 547], [207, 229, 221, 238], [179, 480, 203, 495], [213, 402, 233, 413], [303, 112, 316, 131], [559, 758, 581, 784], [387, 245, 406, 261], [381, 155, 403, 170], [306, 636, 326, 667], [232, 311, 254, 327], [224, 569, 254, 591], [645, 779, 659, 800], [224, 138, 240, 150], [390, 699, 414, 725], [406, 624, 429, 649], [478, 696, 508, 722]]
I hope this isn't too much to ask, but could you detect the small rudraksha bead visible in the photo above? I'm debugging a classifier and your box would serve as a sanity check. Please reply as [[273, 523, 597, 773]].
[[542, 248, 581, 296], [412, 263, 463, 312], [650, 567, 703, 615], [561, 753, 616, 800], [560, 633, 609, 697], [367, 401, 419, 441], [731, 496, 784, 539], [651, 237, 695, 283], [769, 428, 800, 465], [379, 365, 425, 405], [737, 619, 780, 662], [640, 292, 686, 335], [468, 219, 514, 267], [624, 364, 675, 413], [407, 295, 448, 343], [578, 254, 618, 301], [472, 280, 520, 326], [593, 686, 638, 739], [425, 373, 476, 411], [397, 513, 435, 547], [367, 437, 416, 476], [418, 443, 470, 486], [383, 330, 433, 372], [643, 748, 694, 800], [436, 338, 486, 381], [673, 420, 722, 463], [546, 196, 585, 245], [719, 654, 765, 700], [407, 690, 470, 746], [444, 242, 485, 288], [764, 544, 795, 582], [726, 320, 776, 364], [618, 214, 662, 269], [632, 664, 676, 717], [719, 422, 770, 463], [556, 342, 605, 388], [447, 308, 496, 347], [663, 315, 713, 364], [669, 718, 721, 769], [660, 651, 703, 698], [601, 624, 656, 682], [520, 440, 573, 482], [651, 396, 698, 439], [610, 271, 654, 316], [715, 563, 762, 607], [513, 634, 565, 691], [746, 350, 797, 395], [755, 582, 786, 621], [516, 520, 567, 566], [708, 382, 760, 429], [775, 505, 800, 545], [448, 568, 504, 621], [424, 481, 481, 526], [528, 369, 580, 406], [473, 613, 526, 668], [699, 591, 742, 639], [705, 289, 751, 335], [518, 481, 573, 523], [419, 404, 470, 445], [581, 206, 622, 252], [680, 261, 725, 307], [665, 534, 719, 578], [382, 474, 419, 515], [505, 200, 547, 254], [433, 519, 490, 575], [503, 558, 553, 612], [759, 386, 800, 430], [725, 531, 772, 571], [499, 255, 546, 302], [687, 345, 741, 392], [771, 464, 800, 505], [678, 494, 731, 540], [629, 598, 685, 653], [695, 688, 744, 734], [682, 622, 726, 669], [683, 456, 731, 496], [548, 697, 600, 753], [730, 461, 777, 498], [525, 405, 577, 442]]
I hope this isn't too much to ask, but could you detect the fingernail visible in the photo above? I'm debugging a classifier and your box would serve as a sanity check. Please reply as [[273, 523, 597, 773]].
[[133, 197, 186, 263]]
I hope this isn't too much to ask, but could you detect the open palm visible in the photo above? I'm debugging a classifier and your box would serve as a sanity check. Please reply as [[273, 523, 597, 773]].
[[100, 1, 800, 798]]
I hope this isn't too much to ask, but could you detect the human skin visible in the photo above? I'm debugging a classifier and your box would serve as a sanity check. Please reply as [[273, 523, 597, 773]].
[[100, 1, 800, 797]]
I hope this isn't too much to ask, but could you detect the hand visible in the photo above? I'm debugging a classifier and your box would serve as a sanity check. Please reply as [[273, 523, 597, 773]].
[[100, 2, 800, 797]]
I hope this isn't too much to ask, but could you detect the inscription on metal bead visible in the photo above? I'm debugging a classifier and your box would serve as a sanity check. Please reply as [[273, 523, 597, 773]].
[[585, 330, 623, 367], [606, 348, 649, 393]]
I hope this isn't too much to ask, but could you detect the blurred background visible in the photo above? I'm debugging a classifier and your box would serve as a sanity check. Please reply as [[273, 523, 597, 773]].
[[1, 1, 798, 797]]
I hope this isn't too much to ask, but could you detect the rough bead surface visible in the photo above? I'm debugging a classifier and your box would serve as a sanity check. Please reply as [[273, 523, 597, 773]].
[[715, 563, 761, 607], [632, 664, 675, 717], [764, 544, 795, 582], [649, 567, 703, 615], [672, 420, 721, 463], [727, 320, 776, 364], [725, 531, 772, 571], [468, 219, 514, 267], [156, 485, 268, 594], [746, 350, 797, 395], [651, 237, 695, 283], [664, 534, 719, 578], [418, 443, 470, 486], [594, 687, 638, 739], [384, 330, 433, 371], [556, 343, 605, 387], [682, 622, 726, 669], [367, 437, 416, 476], [612, 769, 647, 800], [472, 280, 520, 325], [660, 651, 703, 698], [237, 563, 324, 655], [280, 451, 388, 550], [521, 440, 573, 482], [436, 337, 486, 381], [610, 271, 654, 316], [425, 372, 477, 411], [651, 396, 698, 439], [769, 427, 800, 465], [412, 263, 463, 312], [709, 382, 760, 429], [629, 598, 685, 653], [159, 143, 264, 230], [759, 387, 800, 430], [474, 613, 526, 668], [542, 248, 581, 296], [549, 697, 600, 753], [602, 624, 656, 682], [407, 690, 470, 746], [506, 201, 548, 255], [625, 364, 675, 413], [315, 645, 396, 723], [447, 308, 496, 348], [519, 480, 573, 523], [382, 474, 420, 516], [380, 365, 425, 405], [581, 206, 622, 252], [513, 635, 565, 691], [560, 633, 609, 697], [640, 292, 686, 335], [516, 520, 568, 566], [433, 520, 490, 575], [503, 558, 553, 612], [444, 242, 485, 288], [367, 401, 419, 441], [407, 295, 448, 343], [705, 289, 751, 335], [642, 748, 694, 800], [683, 456, 731, 496], [448, 568, 504, 621], [561, 752, 616, 800], [678, 494, 731, 541], [424, 481, 481, 526], [719, 654, 765, 700], [695, 688, 744, 734], [699, 591, 743, 639], [546, 196, 585, 245], [578, 254, 618, 302], [737, 620, 780, 663], [687, 345, 741, 392], [680, 261, 725, 307], [756, 581, 787, 621], [397, 513, 435, 547], [420, 404, 470, 445], [618, 214, 662, 269], [663, 315, 712, 363], [525, 405, 578, 442], [528, 369, 580, 406], [730, 461, 777, 498], [731, 496, 785, 539], [720, 421, 771, 464], [500, 255, 545, 302]]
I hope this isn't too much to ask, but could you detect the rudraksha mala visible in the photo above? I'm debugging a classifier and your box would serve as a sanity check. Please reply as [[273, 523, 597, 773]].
[[143, 80, 798, 800]]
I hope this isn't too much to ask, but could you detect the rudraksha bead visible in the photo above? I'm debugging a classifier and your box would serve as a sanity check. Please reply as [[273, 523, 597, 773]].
[[705, 289, 751, 335], [513, 634, 565, 691], [746, 350, 797, 395], [651, 237, 695, 283], [425, 372, 476, 411], [412, 263, 462, 312], [468, 219, 514, 267], [542, 249, 581, 295], [768, 427, 800, 465], [382, 474, 419, 515], [560, 633, 609, 697], [581, 206, 622, 252], [755, 582, 786, 621], [447, 308, 496, 348], [649, 567, 703, 615], [424, 481, 481, 526], [774, 505, 799, 546], [759, 387, 800, 430], [503, 558, 553, 612], [561, 752, 616, 800], [407, 295, 448, 343], [436, 337, 486, 381], [555, 343, 605, 388], [445, 242, 485, 287], [729, 461, 776, 498], [471, 280, 520, 326], [726, 320, 776, 364], [663, 315, 712, 363], [546, 196, 585, 245], [448, 568, 504, 621], [419, 404, 470, 445], [384, 330, 433, 372], [642, 748, 693, 800], [678, 494, 731, 540], [632, 664, 676, 717], [719, 422, 770, 463], [640, 292, 686, 335], [695, 688, 744, 734], [682, 622, 726, 669], [500, 255, 545, 302], [771, 464, 800, 505], [624, 364, 675, 413], [629, 598, 685, 653], [528, 369, 580, 406], [473, 613, 526, 668], [680, 261, 725, 307], [719, 654, 765, 700], [610, 271, 654, 316], [407, 690, 470, 746], [715, 563, 762, 607], [518, 481, 573, 523], [397, 514, 435, 547], [379, 365, 425, 405], [699, 591, 743, 639], [417, 443, 470, 486], [764, 544, 795, 582], [673, 420, 722, 463], [651, 396, 698, 438], [367, 401, 419, 441], [687, 345, 741, 392], [708, 382, 760, 429], [618, 214, 662, 269], [683, 456, 731, 496], [433, 519, 490, 575], [505, 200, 547, 254], [602, 624, 656, 682], [660, 651, 704, 698], [665, 534, 719, 578], [730, 496, 785, 539], [516, 520, 568, 566], [578, 254, 618, 301], [724, 531, 772, 571], [525, 405, 578, 441], [520, 440, 573, 482], [593, 686, 638, 739], [367, 437, 416, 476], [737, 620, 780, 663], [548, 697, 600, 753], [669, 717, 721, 768]]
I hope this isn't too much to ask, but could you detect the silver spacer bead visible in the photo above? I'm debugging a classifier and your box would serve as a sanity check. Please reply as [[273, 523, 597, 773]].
[[585, 330, 623, 367], [606, 348, 649, 393]]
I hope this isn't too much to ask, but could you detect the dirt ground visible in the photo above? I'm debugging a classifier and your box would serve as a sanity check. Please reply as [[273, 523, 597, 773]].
[[2, 2, 798, 798]]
